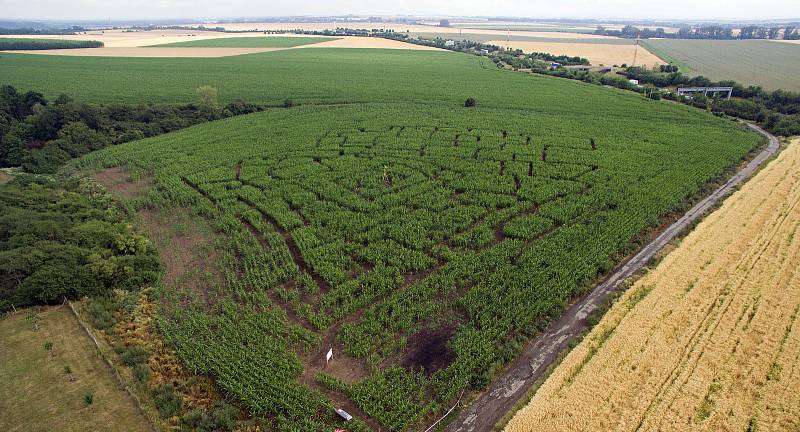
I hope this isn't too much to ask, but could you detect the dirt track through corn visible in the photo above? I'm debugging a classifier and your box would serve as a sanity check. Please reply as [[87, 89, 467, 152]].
[[507, 137, 800, 431]]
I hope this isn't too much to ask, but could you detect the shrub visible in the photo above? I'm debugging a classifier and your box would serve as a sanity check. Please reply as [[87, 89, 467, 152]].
[[284, 99, 295, 108], [133, 363, 151, 383], [152, 383, 183, 418], [87, 296, 119, 330], [84, 391, 93, 405], [120, 345, 148, 367], [43, 340, 53, 351], [464, 97, 477, 108], [63, 365, 72, 374], [211, 401, 239, 430], [182, 408, 213, 431]]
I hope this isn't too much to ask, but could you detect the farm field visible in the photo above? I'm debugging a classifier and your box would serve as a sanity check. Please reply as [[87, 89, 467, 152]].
[[0, 306, 150, 432], [485, 39, 664, 67], [643, 39, 800, 91], [152, 36, 335, 47], [507, 138, 800, 432], [55, 43, 763, 430]]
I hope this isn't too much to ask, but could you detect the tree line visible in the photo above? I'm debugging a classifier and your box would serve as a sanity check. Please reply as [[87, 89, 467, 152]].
[[595, 24, 800, 40], [0, 38, 103, 50], [0, 85, 265, 174]]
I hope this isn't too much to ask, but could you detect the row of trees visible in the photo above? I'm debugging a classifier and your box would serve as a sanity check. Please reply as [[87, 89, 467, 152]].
[[595, 24, 800, 40], [0, 85, 264, 174]]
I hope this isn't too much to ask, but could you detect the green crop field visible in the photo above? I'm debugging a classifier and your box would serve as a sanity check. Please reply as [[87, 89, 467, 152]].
[[1, 46, 761, 430], [642, 39, 800, 91], [152, 36, 336, 48], [28, 46, 758, 431]]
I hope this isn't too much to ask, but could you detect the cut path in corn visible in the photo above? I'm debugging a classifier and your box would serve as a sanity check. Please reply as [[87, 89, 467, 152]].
[[446, 124, 780, 432], [507, 134, 800, 431]]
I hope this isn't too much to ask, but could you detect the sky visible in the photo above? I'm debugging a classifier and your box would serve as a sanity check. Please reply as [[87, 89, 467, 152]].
[[2, 0, 799, 22]]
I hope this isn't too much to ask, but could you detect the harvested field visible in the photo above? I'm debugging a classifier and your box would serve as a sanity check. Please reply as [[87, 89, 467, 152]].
[[2, 35, 440, 57], [507, 138, 800, 432], [642, 39, 800, 91], [201, 22, 618, 40], [485, 39, 665, 66], [305, 36, 444, 50], [152, 36, 335, 48], [0, 306, 150, 432], [0, 29, 316, 47]]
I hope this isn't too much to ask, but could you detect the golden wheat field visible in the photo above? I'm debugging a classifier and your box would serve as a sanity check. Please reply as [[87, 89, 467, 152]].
[[506, 138, 800, 432]]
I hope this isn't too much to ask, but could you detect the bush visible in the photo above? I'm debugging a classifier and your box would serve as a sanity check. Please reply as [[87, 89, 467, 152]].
[[152, 384, 183, 418], [284, 99, 295, 108], [87, 296, 120, 330], [63, 365, 72, 374], [133, 363, 151, 383], [84, 391, 94, 405], [43, 340, 53, 351], [120, 345, 149, 366], [182, 408, 213, 431], [464, 97, 477, 108], [211, 401, 239, 430]]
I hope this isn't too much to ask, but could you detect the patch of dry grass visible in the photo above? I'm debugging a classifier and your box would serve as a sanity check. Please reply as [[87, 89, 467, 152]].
[[0, 306, 150, 432]]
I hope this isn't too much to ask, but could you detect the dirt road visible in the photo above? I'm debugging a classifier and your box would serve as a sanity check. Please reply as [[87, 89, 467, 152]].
[[445, 124, 780, 432]]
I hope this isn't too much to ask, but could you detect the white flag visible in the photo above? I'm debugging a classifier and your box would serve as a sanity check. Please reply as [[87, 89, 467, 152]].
[[326, 348, 333, 363]]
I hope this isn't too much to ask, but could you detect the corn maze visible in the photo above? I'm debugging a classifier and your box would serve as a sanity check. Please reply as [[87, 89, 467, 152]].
[[77, 100, 759, 431]]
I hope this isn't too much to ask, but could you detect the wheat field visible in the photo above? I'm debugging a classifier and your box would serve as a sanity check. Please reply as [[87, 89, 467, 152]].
[[507, 138, 800, 432]]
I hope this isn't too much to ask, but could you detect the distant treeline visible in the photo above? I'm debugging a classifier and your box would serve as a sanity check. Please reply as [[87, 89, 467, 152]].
[[0, 85, 266, 174], [595, 24, 800, 40], [0, 38, 103, 50], [0, 26, 85, 35]]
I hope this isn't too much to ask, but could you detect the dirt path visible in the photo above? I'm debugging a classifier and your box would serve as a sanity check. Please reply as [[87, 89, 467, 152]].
[[445, 124, 780, 432]]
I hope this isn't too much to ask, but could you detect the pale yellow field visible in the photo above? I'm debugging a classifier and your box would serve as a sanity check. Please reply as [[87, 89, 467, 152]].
[[196, 22, 618, 40], [0, 29, 291, 47], [2, 32, 442, 57], [507, 138, 800, 432], [485, 40, 665, 67]]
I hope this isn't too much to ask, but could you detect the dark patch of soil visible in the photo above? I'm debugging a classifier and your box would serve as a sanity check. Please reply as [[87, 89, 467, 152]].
[[400, 322, 457, 374], [94, 166, 153, 198]]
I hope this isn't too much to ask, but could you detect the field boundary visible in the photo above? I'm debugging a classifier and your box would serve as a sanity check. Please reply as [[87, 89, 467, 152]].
[[65, 299, 160, 432], [445, 124, 780, 432]]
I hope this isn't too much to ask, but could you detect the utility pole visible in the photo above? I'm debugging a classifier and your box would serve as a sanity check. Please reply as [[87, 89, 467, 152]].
[[632, 33, 640, 67]]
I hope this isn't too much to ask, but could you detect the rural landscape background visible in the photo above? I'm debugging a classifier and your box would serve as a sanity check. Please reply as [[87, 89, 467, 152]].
[[1, 2, 799, 432]]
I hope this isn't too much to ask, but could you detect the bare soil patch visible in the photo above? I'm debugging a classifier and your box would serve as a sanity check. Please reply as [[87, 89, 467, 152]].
[[137, 208, 222, 306], [400, 322, 457, 374], [0, 171, 11, 185], [95, 167, 153, 198]]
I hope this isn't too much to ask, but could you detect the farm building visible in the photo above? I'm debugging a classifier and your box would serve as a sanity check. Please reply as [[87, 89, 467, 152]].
[[444, 40, 455, 47]]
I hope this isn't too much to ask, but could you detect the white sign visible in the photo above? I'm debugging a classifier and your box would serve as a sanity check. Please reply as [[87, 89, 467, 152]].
[[326, 348, 333, 363]]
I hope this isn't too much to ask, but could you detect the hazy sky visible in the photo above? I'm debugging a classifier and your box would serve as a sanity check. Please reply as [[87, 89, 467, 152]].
[[3, 0, 799, 21]]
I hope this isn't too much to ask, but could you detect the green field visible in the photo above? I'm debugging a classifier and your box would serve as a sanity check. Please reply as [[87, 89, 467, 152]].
[[642, 39, 800, 91], [152, 36, 335, 48], [18, 45, 757, 431], [0, 37, 103, 50], [0, 45, 762, 430]]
